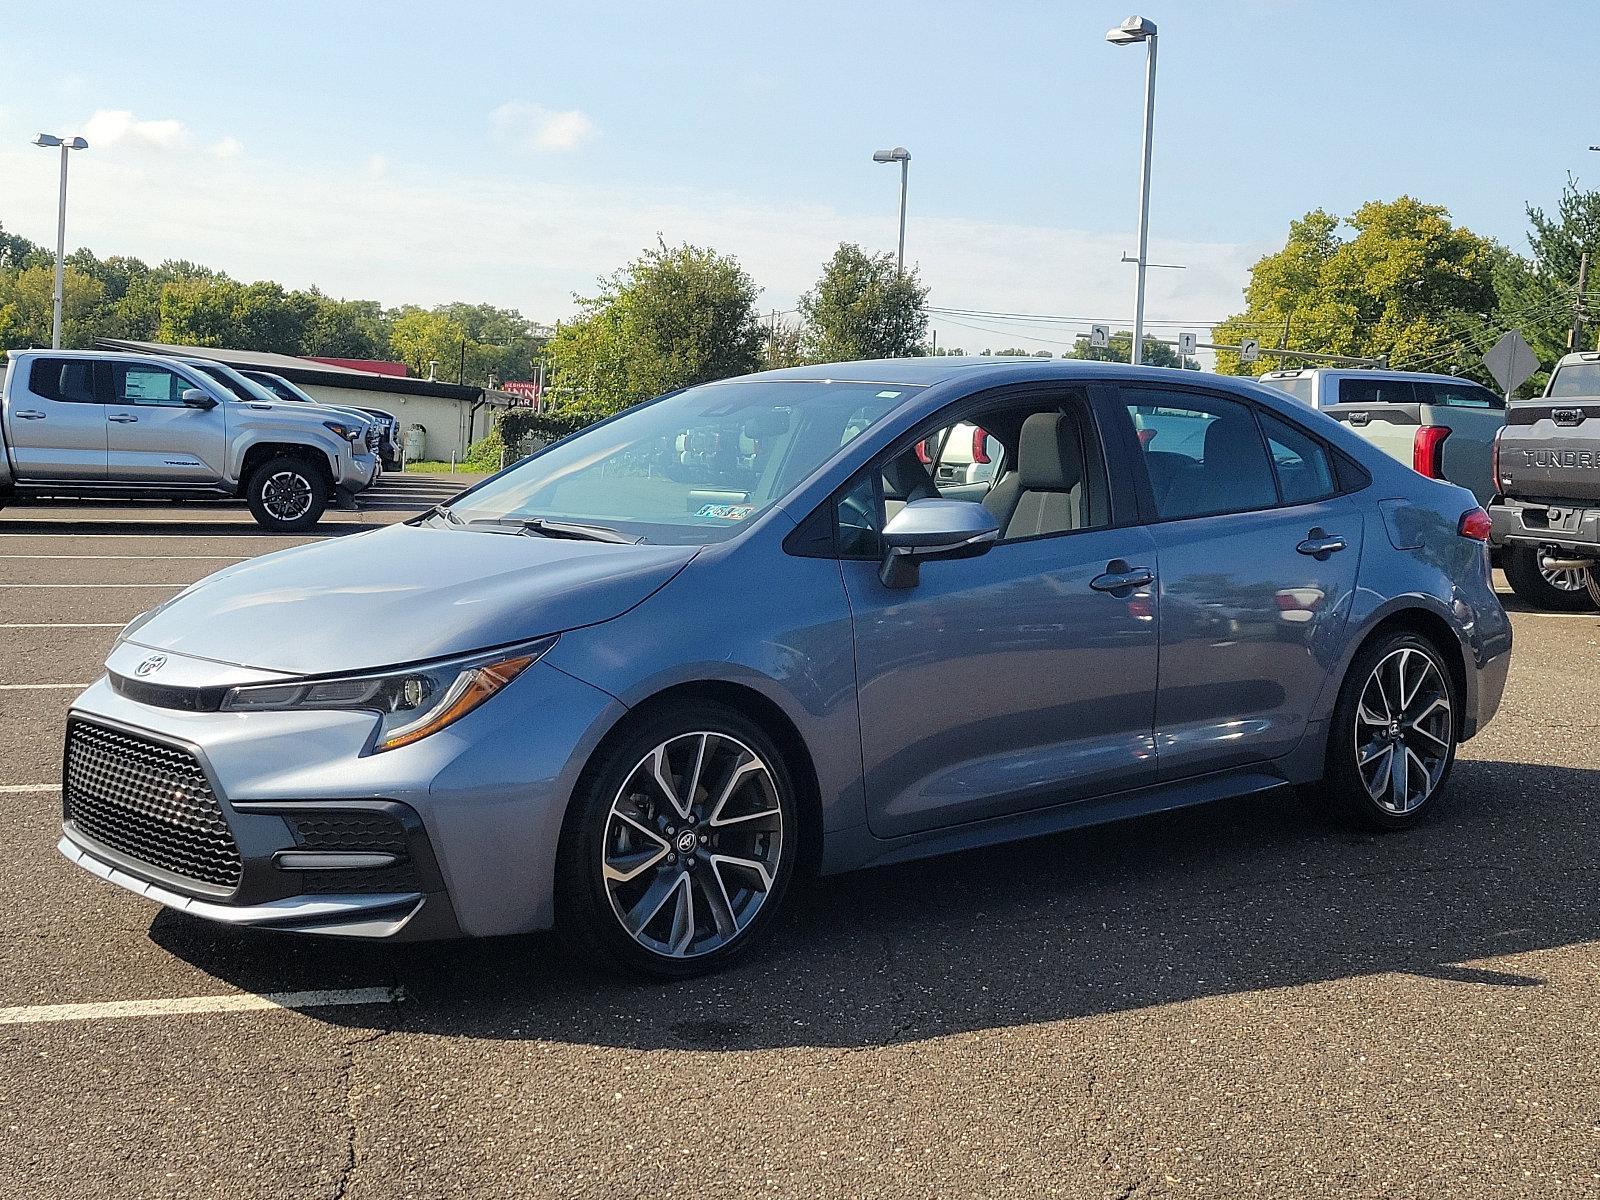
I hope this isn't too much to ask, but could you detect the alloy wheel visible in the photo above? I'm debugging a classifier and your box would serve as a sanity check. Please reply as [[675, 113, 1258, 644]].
[[601, 731, 784, 959], [262, 471, 314, 522], [1538, 560, 1590, 593], [1353, 647, 1452, 815]]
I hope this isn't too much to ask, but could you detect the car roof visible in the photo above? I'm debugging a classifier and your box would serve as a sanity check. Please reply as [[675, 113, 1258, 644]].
[[1554, 351, 1600, 367], [1258, 367, 1483, 385], [723, 357, 1243, 390]]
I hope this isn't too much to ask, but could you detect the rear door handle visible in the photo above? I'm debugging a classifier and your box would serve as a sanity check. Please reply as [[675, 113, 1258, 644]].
[[1090, 561, 1155, 593], [108, 414, 139, 423], [14, 410, 45, 420], [1297, 528, 1347, 558]]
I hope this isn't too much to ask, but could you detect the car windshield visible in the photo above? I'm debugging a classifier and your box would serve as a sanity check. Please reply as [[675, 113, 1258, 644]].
[[1548, 363, 1600, 398], [189, 362, 282, 404], [443, 378, 913, 544], [250, 374, 311, 403]]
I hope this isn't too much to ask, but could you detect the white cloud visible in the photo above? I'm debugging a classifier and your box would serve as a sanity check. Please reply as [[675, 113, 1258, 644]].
[[210, 136, 244, 159], [0, 140, 1255, 343], [365, 154, 387, 179], [489, 101, 596, 152], [82, 109, 192, 152]]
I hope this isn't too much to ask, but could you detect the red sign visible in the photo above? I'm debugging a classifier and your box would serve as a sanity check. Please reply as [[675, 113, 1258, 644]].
[[501, 379, 542, 406]]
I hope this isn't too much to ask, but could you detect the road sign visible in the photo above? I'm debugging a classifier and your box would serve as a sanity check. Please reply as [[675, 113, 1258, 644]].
[[1483, 329, 1539, 395], [1089, 324, 1110, 350], [1239, 338, 1260, 364], [1178, 332, 1197, 357]]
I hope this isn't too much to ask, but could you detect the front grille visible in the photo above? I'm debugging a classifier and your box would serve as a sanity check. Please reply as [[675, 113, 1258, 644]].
[[64, 720, 242, 889], [365, 426, 380, 451], [292, 814, 408, 854]]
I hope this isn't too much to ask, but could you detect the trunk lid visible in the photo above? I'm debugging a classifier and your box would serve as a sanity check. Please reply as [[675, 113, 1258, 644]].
[[1497, 399, 1600, 502]]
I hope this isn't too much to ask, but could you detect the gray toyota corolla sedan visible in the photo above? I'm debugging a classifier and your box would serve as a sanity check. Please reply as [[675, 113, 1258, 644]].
[[60, 359, 1511, 976]]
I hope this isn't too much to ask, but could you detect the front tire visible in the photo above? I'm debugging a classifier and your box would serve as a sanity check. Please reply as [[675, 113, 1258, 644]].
[[1321, 632, 1459, 830], [246, 455, 328, 532], [1503, 545, 1596, 611], [555, 702, 797, 978]]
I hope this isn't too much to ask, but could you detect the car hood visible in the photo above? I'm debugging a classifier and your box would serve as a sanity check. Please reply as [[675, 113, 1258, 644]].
[[120, 523, 699, 675]]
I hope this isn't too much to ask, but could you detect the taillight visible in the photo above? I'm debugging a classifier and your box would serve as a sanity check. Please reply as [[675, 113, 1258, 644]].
[[1413, 425, 1450, 478], [1491, 428, 1505, 493], [1136, 427, 1157, 448], [971, 427, 991, 465], [914, 439, 932, 465], [1458, 507, 1492, 542]]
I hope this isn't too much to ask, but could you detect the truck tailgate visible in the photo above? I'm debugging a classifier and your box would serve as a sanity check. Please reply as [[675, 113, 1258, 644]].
[[1497, 399, 1600, 502], [1323, 402, 1420, 467]]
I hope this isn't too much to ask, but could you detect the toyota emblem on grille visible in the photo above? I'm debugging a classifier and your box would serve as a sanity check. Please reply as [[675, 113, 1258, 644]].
[[135, 654, 167, 677]]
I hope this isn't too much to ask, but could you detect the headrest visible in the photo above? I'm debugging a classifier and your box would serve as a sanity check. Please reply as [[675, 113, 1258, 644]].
[[1017, 411, 1084, 491], [1203, 413, 1261, 472]]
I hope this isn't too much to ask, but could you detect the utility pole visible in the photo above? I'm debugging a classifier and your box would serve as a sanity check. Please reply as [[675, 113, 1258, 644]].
[[1570, 251, 1590, 351], [459, 338, 467, 384]]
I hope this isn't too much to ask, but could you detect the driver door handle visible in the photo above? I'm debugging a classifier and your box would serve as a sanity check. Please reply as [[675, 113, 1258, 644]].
[[14, 410, 45, 420], [1090, 561, 1155, 593], [1297, 528, 1346, 557], [108, 414, 139, 423]]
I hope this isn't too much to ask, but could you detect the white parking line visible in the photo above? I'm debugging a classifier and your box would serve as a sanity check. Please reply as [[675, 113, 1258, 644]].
[[0, 987, 403, 1026], [0, 683, 85, 690], [0, 533, 328, 540], [0, 623, 123, 629], [0, 783, 57, 793], [0, 583, 188, 588]]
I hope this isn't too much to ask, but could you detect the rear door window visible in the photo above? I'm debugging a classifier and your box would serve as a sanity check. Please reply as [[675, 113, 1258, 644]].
[[1258, 411, 1337, 505], [1338, 377, 1417, 405], [1125, 389, 1278, 520], [1424, 380, 1503, 409], [28, 359, 100, 404]]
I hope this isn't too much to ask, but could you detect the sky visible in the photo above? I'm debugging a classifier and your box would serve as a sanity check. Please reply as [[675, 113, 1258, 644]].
[[1, 0, 1596, 356]]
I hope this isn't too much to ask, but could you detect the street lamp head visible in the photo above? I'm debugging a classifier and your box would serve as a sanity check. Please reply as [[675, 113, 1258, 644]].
[[64, 137, 88, 150], [1106, 15, 1157, 44], [32, 133, 62, 148], [31, 133, 87, 150], [873, 147, 910, 163]]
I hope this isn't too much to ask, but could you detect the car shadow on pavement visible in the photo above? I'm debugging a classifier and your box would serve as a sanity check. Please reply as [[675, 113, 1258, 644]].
[[149, 756, 1597, 1050]]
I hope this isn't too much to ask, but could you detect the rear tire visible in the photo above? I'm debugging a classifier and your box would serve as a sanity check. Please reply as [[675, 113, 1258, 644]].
[[555, 702, 797, 979], [1503, 545, 1596, 611], [1319, 631, 1459, 831], [245, 455, 328, 532]]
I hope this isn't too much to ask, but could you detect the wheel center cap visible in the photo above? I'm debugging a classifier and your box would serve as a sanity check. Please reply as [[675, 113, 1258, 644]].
[[675, 829, 698, 855]]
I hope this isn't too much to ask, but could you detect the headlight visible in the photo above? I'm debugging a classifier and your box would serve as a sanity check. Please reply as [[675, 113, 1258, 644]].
[[219, 637, 556, 752], [323, 420, 362, 444]]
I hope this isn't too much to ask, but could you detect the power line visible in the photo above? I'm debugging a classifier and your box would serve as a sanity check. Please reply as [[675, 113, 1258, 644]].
[[926, 304, 1272, 330]]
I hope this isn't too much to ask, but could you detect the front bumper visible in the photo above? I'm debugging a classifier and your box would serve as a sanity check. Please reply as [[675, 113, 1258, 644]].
[[59, 655, 626, 940], [1489, 498, 1600, 558], [338, 448, 378, 493]]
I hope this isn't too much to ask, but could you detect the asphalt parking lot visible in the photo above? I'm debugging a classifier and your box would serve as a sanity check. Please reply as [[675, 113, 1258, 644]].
[[1, 480, 1597, 1200]]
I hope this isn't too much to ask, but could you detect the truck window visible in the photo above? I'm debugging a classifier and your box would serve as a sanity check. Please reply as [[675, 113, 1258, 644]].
[[29, 359, 99, 404], [1338, 377, 1417, 405], [1260, 375, 1313, 406], [1425, 381, 1503, 409], [110, 364, 191, 407], [1548, 363, 1600, 398]]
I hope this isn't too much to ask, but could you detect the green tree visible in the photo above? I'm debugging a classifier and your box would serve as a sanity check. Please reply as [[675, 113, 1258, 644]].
[[1067, 330, 1182, 367], [1213, 197, 1500, 378], [301, 295, 388, 359], [547, 239, 764, 412], [0, 264, 105, 348], [797, 243, 929, 362]]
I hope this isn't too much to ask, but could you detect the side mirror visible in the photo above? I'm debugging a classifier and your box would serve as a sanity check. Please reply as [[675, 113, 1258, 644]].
[[181, 389, 218, 410], [879, 498, 1000, 589]]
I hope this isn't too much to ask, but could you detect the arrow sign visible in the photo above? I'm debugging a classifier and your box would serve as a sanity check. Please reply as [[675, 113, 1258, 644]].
[[1483, 329, 1539, 396], [1178, 332, 1197, 357], [1239, 338, 1260, 364], [1089, 324, 1110, 350]]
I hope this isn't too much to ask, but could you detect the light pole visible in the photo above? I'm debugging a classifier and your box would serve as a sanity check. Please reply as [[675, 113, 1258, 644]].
[[32, 133, 89, 350], [1106, 16, 1157, 366], [872, 147, 911, 275]]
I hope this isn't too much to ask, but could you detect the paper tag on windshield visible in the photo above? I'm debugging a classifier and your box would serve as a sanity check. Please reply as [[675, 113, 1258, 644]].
[[696, 504, 754, 521]]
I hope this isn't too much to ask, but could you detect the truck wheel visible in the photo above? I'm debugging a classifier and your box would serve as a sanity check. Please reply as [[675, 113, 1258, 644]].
[[1503, 545, 1596, 612], [246, 456, 328, 532]]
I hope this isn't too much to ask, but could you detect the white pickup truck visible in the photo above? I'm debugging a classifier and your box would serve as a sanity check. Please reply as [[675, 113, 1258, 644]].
[[1258, 368, 1505, 507], [0, 349, 377, 530]]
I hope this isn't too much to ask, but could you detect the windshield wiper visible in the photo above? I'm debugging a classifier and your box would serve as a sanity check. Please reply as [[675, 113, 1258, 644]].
[[433, 505, 464, 526], [467, 517, 640, 544]]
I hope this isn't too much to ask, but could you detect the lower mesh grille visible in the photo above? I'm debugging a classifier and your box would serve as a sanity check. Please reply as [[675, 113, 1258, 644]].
[[64, 720, 242, 889], [291, 812, 418, 893]]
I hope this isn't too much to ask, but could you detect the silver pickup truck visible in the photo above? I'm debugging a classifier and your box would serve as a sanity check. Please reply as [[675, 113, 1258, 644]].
[[1489, 351, 1600, 610], [0, 349, 376, 531], [1258, 368, 1505, 506]]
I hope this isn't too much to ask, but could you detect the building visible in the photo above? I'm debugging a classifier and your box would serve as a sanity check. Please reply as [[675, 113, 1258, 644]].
[[93, 338, 513, 463]]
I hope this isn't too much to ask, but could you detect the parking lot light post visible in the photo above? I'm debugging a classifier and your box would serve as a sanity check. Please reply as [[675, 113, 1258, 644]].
[[873, 147, 911, 275], [1105, 17, 1157, 366], [32, 133, 89, 350]]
